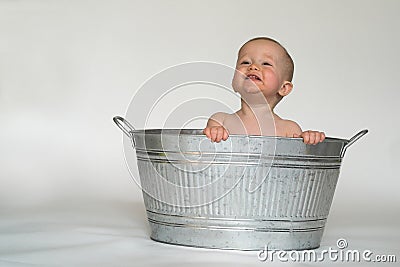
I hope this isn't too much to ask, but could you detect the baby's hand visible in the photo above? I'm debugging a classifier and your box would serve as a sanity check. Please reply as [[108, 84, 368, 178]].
[[294, 130, 326, 145], [203, 126, 229, 143]]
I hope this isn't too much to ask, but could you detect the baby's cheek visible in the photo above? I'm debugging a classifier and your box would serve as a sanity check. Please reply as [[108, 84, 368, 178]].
[[231, 73, 243, 92], [265, 72, 280, 86]]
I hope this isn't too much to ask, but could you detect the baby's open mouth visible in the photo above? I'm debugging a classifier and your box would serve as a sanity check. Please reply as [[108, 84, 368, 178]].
[[246, 74, 261, 81]]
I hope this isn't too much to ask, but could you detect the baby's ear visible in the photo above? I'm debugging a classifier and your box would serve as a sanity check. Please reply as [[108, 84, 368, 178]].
[[278, 81, 293, 97]]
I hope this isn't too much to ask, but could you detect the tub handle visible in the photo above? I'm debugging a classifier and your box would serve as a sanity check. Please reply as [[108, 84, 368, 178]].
[[113, 116, 135, 137], [340, 129, 368, 157]]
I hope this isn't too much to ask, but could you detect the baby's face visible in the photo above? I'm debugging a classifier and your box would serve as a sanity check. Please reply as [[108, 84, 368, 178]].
[[232, 40, 287, 98]]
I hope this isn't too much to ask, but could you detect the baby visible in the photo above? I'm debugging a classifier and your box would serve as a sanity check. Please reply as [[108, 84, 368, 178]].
[[203, 37, 325, 145]]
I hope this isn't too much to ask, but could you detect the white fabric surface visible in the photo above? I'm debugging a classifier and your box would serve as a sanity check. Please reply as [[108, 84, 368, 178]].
[[1, 199, 398, 267]]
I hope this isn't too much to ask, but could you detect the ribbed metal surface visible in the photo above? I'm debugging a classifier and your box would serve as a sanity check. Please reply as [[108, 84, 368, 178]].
[[140, 161, 339, 219], [132, 129, 346, 250]]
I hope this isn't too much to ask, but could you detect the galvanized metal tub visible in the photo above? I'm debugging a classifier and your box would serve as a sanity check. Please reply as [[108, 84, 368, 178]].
[[114, 116, 367, 251]]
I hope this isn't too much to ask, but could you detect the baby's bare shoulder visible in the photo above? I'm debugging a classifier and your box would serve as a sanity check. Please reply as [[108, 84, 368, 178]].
[[276, 118, 302, 136]]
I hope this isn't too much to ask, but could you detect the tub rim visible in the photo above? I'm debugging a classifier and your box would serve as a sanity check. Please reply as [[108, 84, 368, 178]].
[[126, 128, 351, 143]]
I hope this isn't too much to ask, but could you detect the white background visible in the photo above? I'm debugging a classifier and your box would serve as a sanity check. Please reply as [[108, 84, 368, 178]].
[[0, 0, 399, 266]]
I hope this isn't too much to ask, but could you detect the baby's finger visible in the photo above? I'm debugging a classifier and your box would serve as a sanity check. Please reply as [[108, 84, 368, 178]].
[[203, 128, 211, 140], [308, 131, 316, 144], [320, 132, 326, 142], [216, 127, 224, 143], [302, 132, 310, 144], [210, 127, 219, 142], [222, 129, 229, 141], [314, 133, 321, 144]]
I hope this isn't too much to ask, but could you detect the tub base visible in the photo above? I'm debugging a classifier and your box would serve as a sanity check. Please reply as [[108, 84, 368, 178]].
[[147, 211, 325, 251]]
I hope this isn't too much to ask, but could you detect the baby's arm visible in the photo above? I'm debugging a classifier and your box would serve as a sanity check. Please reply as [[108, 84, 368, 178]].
[[286, 120, 326, 145], [203, 112, 229, 142]]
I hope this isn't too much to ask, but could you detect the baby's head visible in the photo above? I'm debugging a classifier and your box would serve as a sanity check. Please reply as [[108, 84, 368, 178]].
[[232, 37, 295, 107]]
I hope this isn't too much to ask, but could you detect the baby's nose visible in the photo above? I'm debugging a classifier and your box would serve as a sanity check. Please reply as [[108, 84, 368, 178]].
[[248, 64, 259, 70]]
